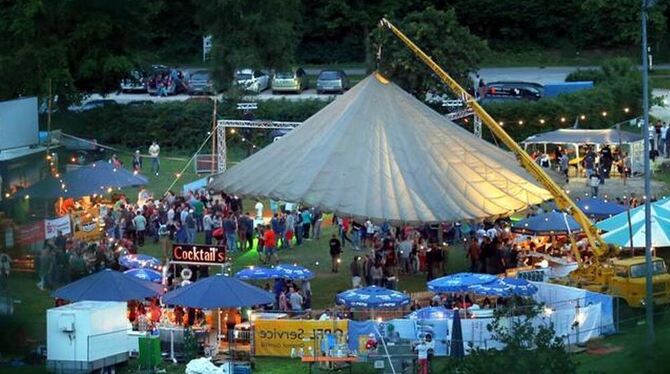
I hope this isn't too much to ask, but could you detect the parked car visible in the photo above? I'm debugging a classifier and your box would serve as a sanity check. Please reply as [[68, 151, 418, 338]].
[[188, 70, 215, 95], [272, 68, 308, 94], [482, 81, 543, 102], [147, 66, 188, 96], [235, 69, 270, 93], [316, 70, 349, 94], [120, 70, 147, 93]]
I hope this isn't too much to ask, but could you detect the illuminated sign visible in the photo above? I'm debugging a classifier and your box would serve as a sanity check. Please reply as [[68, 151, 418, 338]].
[[171, 244, 226, 264]]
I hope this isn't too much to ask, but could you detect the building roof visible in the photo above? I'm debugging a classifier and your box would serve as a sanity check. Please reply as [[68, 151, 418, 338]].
[[209, 73, 551, 224], [522, 128, 643, 145], [0, 145, 47, 162]]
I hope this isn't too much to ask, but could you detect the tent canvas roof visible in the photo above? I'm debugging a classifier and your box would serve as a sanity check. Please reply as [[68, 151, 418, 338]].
[[210, 73, 551, 223], [522, 128, 642, 145]]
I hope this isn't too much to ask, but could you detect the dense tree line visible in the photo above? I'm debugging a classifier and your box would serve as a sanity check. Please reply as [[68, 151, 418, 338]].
[[2, 0, 668, 102]]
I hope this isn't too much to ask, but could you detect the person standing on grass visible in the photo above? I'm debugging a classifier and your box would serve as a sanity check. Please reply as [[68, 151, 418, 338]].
[[329, 234, 342, 273], [237, 212, 250, 251], [133, 211, 147, 247], [301, 208, 312, 239], [312, 206, 323, 240], [223, 213, 237, 252], [185, 209, 197, 244], [203, 209, 213, 245], [294, 211, 304, 246], [132, 150, 143, 172], [285, 210, 295, 249], [263, 224, 278, 265], [148, 141, 160, 176]]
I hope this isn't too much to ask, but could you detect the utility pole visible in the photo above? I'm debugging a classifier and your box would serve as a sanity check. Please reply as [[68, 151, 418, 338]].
[[641, 0, 655, 346], [211, 97, 217, 174]]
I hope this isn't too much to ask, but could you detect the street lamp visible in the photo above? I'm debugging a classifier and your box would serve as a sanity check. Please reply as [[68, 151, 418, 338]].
[[641, 0, 656, 346]]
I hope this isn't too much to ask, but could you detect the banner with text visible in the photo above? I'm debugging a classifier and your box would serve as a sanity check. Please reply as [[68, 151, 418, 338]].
[[16, 221, 45, 246], [253, 319, 348, 357], [45, 216, 71, 239]]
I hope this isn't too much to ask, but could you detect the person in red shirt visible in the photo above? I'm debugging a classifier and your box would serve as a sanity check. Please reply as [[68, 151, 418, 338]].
[[263, 224, 278, 265]]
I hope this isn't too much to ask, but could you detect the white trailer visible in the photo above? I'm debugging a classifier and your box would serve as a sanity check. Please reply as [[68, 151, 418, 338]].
[[47, 301, 129, 373]]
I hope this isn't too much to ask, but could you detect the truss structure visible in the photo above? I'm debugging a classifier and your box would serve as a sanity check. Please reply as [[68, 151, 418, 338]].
[[215, 119, 301, 172]]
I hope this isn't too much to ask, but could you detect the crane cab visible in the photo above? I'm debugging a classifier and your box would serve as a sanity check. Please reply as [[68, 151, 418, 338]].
[[607, 257, 670, 307]]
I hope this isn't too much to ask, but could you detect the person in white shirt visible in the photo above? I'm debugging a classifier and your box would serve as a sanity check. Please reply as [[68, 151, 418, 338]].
[[318, 309, 331, 321], [203, 210, 214, 245], [254, 200, 264, 220], [662, 123, 669, 157], [148, 141, 160, 175]]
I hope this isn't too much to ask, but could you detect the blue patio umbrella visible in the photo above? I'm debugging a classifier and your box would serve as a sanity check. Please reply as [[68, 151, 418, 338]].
[[469, 277, 538, 297], [119, 254, 161, 270], [575, 198, 626, 219], [336, 286, 410, 309], [234, 266, 279, 280], [124, 268, 163, 283], [53, 269, 162, 302], [511, 211, 582, 235], [162, 274, 274, 309], [406, 306, 454, 320], [14, 162, 148, 199], [274, 264, 314, 280], [428, 273, 497, 293], [450, 309, 465, 358]]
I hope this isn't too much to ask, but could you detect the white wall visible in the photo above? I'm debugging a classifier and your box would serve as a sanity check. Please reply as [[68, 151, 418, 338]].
[[0, 97, 38, 150]]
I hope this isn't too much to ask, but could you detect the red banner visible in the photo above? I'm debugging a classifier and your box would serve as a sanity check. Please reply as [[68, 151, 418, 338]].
[[15, 221, 45, 246]]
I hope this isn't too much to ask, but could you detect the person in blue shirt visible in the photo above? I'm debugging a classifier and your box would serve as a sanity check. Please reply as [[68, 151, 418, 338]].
[[301, 208, 312, 239]]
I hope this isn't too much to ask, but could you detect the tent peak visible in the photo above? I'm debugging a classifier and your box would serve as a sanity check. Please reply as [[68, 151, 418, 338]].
[[374, 72, 390, 85]]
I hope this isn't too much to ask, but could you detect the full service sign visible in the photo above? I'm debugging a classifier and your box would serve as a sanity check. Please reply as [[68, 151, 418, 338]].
[[254, 319, 348, 357], [171, 244, 226, 264]]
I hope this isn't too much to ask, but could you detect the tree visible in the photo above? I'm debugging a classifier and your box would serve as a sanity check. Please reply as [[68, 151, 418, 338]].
[[459, 303, 577, 374], [0, 0, 162, 105], [197, 0, 301, 90], [371, 7, 488, 94], [577, 0, 667, 48]]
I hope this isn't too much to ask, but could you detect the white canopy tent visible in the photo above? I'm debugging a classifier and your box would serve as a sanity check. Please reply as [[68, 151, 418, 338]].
[[209, 73, 552, 224], [522, 128, 644, 174]]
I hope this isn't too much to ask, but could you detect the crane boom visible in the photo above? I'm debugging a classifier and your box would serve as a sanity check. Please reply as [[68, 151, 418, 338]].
[[379, 18, 612, 262]]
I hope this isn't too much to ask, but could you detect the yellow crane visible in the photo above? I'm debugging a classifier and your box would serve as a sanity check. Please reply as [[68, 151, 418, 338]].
[[379, 17, 670, 305]]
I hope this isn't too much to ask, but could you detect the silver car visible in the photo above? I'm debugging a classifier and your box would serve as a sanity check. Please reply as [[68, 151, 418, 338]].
[[316, 70, 349, 94], [235, 69, 270, 93]]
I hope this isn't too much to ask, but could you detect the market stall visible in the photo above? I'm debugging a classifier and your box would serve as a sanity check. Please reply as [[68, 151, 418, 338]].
[[521, 128, 644, 174]]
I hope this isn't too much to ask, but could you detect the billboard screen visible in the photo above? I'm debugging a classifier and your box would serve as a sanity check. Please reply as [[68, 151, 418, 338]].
[[0, 97, 38, 150]]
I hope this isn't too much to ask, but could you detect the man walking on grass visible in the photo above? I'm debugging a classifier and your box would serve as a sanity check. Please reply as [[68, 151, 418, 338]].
[[148, 141, 160, 176], [329, 234, 342, 273]]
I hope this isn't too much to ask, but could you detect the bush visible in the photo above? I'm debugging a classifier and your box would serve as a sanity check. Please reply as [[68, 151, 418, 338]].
[[46, 99, 330, 151]]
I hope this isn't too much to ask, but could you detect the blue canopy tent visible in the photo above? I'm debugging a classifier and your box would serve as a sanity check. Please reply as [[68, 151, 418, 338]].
[[274, 264, 315, 280], [406, 306, 454, 320], [575, 198, 626, 219], [597, 202, 670, 247], [162, 274, 274, 349], [511, 211, 582, 235], [234, 266, 279, 280], [14, 162, 148, 199], [124, 268, 162, 283], [428, 273, 497, 293], [119, 254, 162, 270], [336, 286, 410, 309], [53, 269, 162, 302], [162, 274, 274, 309], [469, 277, 538, 297]]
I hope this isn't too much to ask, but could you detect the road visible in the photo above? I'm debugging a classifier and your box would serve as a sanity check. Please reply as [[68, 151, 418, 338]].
[[80, 65, 670, 107]]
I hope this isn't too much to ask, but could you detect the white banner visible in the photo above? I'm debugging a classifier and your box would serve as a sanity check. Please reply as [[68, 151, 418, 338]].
[[45, 216, 71, 239]]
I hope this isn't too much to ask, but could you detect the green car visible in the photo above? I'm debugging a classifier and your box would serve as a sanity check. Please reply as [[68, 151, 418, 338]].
[[272, 68, 308, 94]]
